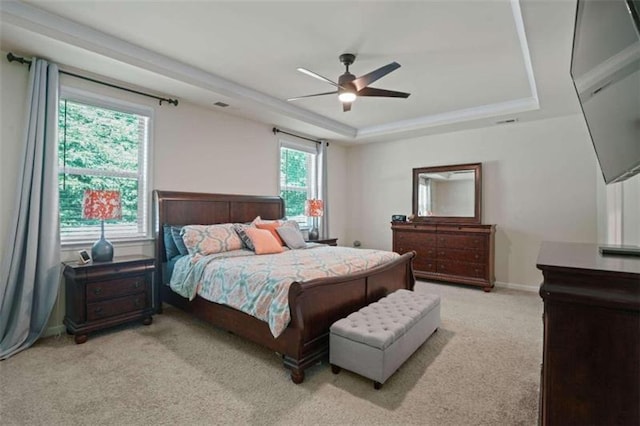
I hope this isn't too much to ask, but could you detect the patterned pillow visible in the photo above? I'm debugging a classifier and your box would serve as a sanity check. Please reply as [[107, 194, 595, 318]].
[[170, 226, 189, 256], [180, 224, 243, 256], [234, 223, 256, 251]]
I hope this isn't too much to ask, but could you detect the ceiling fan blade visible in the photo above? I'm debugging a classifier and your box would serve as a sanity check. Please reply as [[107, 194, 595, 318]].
[[342, 102, 352, 112], [352, 62, 401, 91], [297, 68, 343, 89], [357, 87, 410, 98], [287, 91, 338, 101]]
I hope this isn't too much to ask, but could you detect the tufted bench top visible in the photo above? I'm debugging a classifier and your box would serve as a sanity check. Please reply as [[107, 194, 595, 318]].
[[330, 289, 440, 350]]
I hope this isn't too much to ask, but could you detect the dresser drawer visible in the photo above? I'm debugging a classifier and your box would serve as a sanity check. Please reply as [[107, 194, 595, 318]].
[[87, 292, 147, 321], [437, 260, 485, 278], [86, 275, 147, 302], [414, 257, 436, 272], [437, 233, 485, 250], [438, 248, 486, 263], [395, 231, 436, 247]]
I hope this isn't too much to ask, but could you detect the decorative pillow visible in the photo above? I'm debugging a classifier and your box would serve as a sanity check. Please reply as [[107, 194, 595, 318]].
[[256, 222, 285, 245], [181, 224, 243, 256], [279, 219, 301, 231], [276, 226, 307, 250], [163, 225, 181, 260], [233, 223, 256, 251], [170, 226, 189, 256], [245, 228, 284, 255]]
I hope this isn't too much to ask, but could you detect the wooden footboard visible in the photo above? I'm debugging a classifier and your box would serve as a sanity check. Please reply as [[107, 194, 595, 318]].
[[284, 251, 416, 383]]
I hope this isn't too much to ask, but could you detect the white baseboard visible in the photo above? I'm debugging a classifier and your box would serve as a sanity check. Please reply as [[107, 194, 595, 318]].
[[494, 280, 539, 293], [43, 324, 65, 338]]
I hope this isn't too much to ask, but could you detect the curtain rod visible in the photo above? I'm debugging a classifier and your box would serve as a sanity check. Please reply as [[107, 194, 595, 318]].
[[6, 52, 179, 106], [272, 127, 325, 145]]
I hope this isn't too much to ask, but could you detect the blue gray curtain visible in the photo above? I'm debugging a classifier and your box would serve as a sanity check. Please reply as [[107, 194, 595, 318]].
[[316, 141, 329, 239], [0, 58, 60, 360]]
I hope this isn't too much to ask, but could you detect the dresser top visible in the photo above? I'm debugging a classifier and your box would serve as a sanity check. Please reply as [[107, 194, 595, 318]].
[[537, 241, 640, 276]]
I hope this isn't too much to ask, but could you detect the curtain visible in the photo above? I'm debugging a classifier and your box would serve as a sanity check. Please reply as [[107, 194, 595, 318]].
[[0, 58, 61, 360], [316, 141, 329, 239]]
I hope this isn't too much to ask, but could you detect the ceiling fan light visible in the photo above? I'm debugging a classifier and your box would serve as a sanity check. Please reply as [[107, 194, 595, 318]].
[[338, 92, 357, 103]]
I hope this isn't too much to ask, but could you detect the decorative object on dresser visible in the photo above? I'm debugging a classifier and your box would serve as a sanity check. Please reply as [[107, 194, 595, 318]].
[[393, 162, 495, 291], [82, 189, 122, 262], [537, 241, 640, 426], [305, 198, 324, 240], [63, 255, 155, 344]]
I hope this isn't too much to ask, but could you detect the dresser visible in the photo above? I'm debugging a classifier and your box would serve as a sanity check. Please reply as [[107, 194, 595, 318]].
[[391, 222, 495, 291], [63, 255, 155, 344], [537, 242, 640, 425]]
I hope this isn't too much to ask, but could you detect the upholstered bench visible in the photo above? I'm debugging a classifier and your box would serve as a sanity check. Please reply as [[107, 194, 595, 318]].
[[329, 289, 441, 389]]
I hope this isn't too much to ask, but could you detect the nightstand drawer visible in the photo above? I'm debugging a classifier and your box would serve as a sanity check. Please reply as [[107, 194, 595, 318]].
[[86, 275, 147, 302], [87, 293, 147, 321]]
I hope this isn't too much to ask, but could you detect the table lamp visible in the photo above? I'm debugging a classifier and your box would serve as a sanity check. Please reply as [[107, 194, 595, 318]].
[[305, 199, 324, 241], [82, 189, 122, 262]]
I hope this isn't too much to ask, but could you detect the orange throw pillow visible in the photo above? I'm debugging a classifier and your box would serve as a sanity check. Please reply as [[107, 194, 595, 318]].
[[245, 228, 284, 255], [255, 222, 285, 245]]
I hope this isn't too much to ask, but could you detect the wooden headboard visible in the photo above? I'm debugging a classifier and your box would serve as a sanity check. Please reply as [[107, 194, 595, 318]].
[[153, 190, 284, 269]]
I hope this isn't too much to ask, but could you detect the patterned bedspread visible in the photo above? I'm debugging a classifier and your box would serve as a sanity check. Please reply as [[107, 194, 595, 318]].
[[170, 246, 399, 337]]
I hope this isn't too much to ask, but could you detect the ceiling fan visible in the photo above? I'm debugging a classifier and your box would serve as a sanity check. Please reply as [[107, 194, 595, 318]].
[[287, 53, 410, 112]]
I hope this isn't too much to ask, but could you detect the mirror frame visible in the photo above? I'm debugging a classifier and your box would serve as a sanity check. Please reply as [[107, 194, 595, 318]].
[[412, 162, 482, 224]]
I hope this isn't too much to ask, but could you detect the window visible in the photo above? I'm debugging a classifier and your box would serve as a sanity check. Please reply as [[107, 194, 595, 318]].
[[58, 88, 151, 243], [279, 140, 317, 226]]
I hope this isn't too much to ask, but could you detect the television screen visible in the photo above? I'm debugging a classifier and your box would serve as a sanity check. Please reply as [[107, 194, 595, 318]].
[[570, 0, 640, 184]]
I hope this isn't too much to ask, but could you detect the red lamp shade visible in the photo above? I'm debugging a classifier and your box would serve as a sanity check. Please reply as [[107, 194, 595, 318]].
[[82, 190, 122, 220], [305, 199, 324, 217]]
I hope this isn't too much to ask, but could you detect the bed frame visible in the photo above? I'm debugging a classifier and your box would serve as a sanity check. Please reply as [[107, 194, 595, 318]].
[[154, 190, 415, 383]]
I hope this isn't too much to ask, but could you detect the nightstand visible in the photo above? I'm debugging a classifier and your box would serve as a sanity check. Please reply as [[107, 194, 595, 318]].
[[63, 255, 155, 344], [307, 238, 338, 246]]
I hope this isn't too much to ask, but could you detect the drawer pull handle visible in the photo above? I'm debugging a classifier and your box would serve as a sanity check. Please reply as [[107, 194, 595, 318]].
[[475, 254, 479, 259], [93, 287, 102, 295], [134, 281, 141, 289], [439, 251, 445, 256], [134, 299, 141, 308], [94, 307, 103, 316]]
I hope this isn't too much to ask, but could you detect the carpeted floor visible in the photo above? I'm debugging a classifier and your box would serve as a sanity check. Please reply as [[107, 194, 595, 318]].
[[0, 281, 543, 425]]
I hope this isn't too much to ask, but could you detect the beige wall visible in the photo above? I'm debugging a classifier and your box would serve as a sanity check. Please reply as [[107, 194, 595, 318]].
[[346, 115, 600, 289], [0, 54, 349, 334]]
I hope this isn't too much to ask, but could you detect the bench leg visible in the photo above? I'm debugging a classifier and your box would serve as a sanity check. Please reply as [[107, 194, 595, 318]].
[[374, 381, 382, 390]]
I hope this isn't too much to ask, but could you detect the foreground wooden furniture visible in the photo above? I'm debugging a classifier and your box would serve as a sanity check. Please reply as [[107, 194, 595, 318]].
[[63, 255, 155, 344], [392, 222, 495, 291], [154, 191, 415, 384], [537, 242, 640, 425]]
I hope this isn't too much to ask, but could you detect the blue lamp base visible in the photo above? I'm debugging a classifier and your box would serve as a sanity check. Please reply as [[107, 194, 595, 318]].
[[91, 221, 114, 262], [91, 237, 114, 262]]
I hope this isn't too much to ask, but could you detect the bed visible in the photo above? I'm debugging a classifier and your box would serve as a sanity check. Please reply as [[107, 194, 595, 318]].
[[154, 190, 415, 383]]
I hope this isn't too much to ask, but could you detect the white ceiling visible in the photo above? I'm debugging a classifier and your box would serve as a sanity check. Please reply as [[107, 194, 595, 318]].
[[0, 0, 581, 144]]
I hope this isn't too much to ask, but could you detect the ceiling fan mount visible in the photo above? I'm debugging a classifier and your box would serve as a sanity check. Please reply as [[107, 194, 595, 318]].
[[288, 53, 410, 112]]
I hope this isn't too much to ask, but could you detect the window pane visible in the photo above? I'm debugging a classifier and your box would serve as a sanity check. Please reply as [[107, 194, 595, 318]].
[[58, 97, 148, 241], [280, 146, 315, 223]]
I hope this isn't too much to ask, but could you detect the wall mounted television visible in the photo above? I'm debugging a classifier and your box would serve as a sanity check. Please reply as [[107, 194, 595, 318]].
[[570, 0, 640, 184]]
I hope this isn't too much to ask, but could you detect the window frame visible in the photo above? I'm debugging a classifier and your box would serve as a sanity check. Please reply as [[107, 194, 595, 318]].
[[58, 86, 154, 245], [278, 138, 318, 228]]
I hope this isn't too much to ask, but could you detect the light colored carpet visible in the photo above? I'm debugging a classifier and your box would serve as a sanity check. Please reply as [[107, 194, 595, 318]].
[[0, 281, 542, 425]]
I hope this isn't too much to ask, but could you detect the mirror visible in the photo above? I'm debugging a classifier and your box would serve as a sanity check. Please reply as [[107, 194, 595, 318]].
[[412, 163, 482, 224]]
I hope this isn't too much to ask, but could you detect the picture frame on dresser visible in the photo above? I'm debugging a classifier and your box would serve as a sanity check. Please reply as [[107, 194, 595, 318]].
[[392, 162, 496, 291]]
